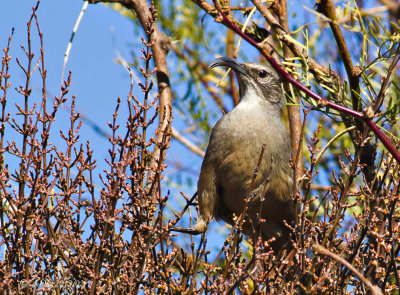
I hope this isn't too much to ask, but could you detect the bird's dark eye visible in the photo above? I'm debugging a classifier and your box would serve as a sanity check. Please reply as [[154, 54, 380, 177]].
[[258, 70, 268, 78]]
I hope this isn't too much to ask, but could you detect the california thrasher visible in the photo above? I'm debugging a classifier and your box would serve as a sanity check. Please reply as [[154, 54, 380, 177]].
[[173, 57, 296, 250]]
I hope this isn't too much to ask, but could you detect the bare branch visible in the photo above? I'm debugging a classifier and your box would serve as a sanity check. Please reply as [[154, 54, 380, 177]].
[[172, 127, 205, 158]]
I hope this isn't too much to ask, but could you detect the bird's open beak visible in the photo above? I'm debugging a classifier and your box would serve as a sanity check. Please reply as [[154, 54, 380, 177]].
[[209, 57, 247, 76]]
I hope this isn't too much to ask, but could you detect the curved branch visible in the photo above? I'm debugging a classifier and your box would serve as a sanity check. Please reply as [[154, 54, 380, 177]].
[[89, 0, 173, 185], [312, 244, 384, 295], [314, 126, 356, 165], [129, 1, 172, 177]]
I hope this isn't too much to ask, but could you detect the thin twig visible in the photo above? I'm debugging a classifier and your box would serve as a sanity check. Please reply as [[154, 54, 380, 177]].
[[313, 126, 356, 165], [61, 1, 89, 85], [171, 127, 205, 158]]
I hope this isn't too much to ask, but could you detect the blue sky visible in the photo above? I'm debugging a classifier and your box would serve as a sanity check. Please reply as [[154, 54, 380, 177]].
[[0, 1, 137, 164]]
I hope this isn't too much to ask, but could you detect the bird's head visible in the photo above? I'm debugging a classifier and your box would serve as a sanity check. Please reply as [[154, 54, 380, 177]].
[[210, 57, 285, 109]]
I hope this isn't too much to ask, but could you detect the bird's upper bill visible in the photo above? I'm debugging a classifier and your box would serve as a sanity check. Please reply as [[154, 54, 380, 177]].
[[209, 57, 247, 76]]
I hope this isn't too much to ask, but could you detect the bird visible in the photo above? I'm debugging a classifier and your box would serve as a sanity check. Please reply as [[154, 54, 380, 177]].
[[173, 57, 297, 251]]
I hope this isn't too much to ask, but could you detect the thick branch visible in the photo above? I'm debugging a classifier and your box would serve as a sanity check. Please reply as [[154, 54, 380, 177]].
[[131, 2, 172, 191], [316, 0, 381, 184], [275, 1, 303, 183], [89, 0, 173, 185], [226, 28, 239, 106], [88, 0, 134, 8], [315, 0, 361, 112]]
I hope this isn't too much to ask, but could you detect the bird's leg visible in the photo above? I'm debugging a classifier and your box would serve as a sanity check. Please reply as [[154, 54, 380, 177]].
[[169, 192, 209, 235], [170, 216, 209, 235], [169, 225, 203, 235]]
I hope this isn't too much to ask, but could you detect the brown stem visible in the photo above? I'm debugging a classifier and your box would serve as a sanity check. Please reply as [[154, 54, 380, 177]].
[[131, 0, 172, 190], [316, 0, 361, 112], [89, 0, 173, 191], [226, 27, 239, 106], [275, 0, 303, 183]]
